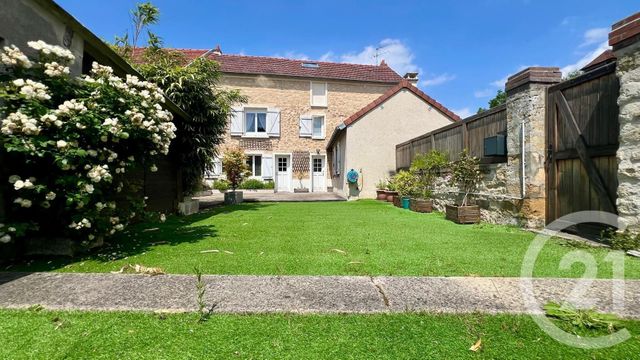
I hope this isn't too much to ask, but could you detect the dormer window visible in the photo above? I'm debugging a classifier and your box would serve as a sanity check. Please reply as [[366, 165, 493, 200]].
[[302, 62, 319, 68]]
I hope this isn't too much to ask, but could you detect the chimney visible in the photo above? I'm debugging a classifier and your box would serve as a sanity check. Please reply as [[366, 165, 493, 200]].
[[212, 44, 222, 55], [403, 72, 419, 86]]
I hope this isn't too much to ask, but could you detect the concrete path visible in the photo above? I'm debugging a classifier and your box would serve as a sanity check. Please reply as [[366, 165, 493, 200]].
[[0, 273, 639, 317], [195, 191, 345, 208]]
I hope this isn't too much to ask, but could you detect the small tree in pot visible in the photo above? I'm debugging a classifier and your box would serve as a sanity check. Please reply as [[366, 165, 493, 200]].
[[385, 177, 398, 203], [394, 170, 419, 209], [409, 150, 448, 213], [446, 150, 482, 223], [222, 148, 251, 204], [375, 179, 388, 200]]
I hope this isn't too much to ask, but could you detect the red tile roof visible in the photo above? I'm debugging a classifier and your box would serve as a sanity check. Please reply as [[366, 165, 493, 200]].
[[151, 48, 404, 83], [327, 80, 460, 148], [581, 50, 616, 72], [343, 79, 461, 126]]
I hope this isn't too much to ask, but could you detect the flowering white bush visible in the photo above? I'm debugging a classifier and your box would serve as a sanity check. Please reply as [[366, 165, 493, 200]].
[[0, 41, 177, 246]]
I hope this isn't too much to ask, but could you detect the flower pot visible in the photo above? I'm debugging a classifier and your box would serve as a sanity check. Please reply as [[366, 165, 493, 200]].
[[376, 190, 387, 201], [401, 197, 411, 209], [224, 191, 243, 205], [386, 190, 398, 202], [445, 204, 480, 224], [410, 198, 433, 213]]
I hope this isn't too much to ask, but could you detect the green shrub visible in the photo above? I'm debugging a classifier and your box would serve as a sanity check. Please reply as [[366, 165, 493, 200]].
[[239, 179, 265, 190], [263, 180, 275, 189], [213, 180, 230, 192], [603, 230, 640, 251], [393, 171, 420, 198]]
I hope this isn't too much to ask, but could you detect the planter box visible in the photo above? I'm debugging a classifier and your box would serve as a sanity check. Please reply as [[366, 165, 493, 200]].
[[386, 191, 398, 202], [410, 198, 433, 213], [224, 191, 243, 205], [376, 190, 387, 201], [393, 196, 402, 207], [445, 204, 480, 224], [178, 198, 200, 215]]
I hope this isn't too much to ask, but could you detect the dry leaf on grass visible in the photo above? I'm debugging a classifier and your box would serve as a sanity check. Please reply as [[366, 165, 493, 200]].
[[330, 248, 347, 254], [223, 250, 234, 255], [348, 261, 364, 265], [469, 338, 482, 352], [200, 249, 220, 254], [111, 264, 166, 276], [149, 241, 169, 246], [142, 227, 160, 232]]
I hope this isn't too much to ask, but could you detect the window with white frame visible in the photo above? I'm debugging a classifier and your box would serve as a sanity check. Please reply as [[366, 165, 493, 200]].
[[312, 116, 325, 139], [310, 82, 327, 107], [246, 155, 262, 177], [245, 109, 267, 136]]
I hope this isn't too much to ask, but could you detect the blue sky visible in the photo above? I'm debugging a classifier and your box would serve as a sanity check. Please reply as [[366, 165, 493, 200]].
[[58, 0, 637, 118]]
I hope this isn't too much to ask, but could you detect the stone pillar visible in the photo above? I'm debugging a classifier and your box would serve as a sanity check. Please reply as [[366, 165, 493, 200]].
[[505, 67, 561, 228], [610, 12, 640, 232]]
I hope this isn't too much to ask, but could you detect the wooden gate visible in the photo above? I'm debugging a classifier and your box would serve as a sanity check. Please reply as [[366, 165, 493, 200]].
[[545, 62, 620, 231]]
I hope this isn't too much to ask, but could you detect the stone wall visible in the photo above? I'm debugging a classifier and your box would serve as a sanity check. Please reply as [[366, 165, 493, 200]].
[[611, 13, 640, 233]]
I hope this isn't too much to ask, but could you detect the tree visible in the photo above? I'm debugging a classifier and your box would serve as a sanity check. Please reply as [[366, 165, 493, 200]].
[[113, 2, 246, 194], [410, 150, 448, 198], [449, 150, 482, 207], [477, 89, 507, 114], [222, 148, 251, 192]]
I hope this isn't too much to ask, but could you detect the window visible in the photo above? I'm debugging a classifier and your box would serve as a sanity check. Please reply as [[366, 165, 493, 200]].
[[278, 157, 288, 172], [245, 109, 267, 136], [312, 116, 325, 139], [313, 158, 322, 173], [333, 143, 341, 175], [246, 155, 262, 177], [310, 82, 327, 107]]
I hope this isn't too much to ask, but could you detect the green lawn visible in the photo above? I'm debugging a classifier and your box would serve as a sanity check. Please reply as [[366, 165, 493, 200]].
[[2, 309, 639, 359], [13, 200, 640, 278]]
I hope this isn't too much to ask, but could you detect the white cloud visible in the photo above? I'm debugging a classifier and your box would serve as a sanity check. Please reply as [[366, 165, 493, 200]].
[[452, 107, 474, 119], [474, 88, 494, 98], [338, 39, 420, 75], [319, 51, 334, 62], [561, 40, 609, 75], [272, 51, 309, 60], [420, 73, 456, 87], [580, 27, 608, 47]]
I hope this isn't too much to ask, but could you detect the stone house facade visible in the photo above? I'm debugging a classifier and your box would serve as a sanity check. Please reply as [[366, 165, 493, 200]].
[[176, 48, 416, 192]]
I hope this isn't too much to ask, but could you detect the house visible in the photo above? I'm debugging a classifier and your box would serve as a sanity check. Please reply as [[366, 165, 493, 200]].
[[0, 0, 190, 213], [327, 80, 460, 198], [174, 47, 458, 196]]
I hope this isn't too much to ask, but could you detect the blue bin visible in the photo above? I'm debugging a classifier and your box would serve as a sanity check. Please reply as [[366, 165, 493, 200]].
[[401, 197, 410, 209]]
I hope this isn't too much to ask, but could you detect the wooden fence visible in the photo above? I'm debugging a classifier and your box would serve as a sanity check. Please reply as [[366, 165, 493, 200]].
[[396, 104, 507, 170]]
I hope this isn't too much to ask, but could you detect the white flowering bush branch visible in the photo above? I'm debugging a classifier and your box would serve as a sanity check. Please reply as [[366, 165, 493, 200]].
[[0, 41, 176, 246]]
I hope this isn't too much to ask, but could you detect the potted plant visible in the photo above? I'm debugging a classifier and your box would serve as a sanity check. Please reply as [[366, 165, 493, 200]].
[[409, 150, 448, 213], [293, 170, 309, 193], [385, 177, 399, 203], [375, 179, 388, 200], [394, 170, 418, 209], [222, 147, 251, 204], [446, 150, 482, 223]]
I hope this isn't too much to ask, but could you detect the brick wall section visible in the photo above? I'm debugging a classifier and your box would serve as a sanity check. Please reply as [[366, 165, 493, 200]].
[[219, 75, 394, 153]]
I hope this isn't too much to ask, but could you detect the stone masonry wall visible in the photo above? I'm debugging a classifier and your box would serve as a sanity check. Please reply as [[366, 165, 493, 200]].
[[219, 75, 393, 153], [615, 42, 640, 232]]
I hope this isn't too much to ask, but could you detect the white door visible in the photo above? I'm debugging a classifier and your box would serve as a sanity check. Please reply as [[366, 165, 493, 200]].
[[311, 156, 326, 192], [275, 155, 291, 192]]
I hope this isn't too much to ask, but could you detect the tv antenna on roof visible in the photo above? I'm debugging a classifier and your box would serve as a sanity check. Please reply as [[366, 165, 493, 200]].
[[373, 45, 388, 65]]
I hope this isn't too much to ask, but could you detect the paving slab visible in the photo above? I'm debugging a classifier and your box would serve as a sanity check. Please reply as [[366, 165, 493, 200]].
[[1, 272, 639, 318]]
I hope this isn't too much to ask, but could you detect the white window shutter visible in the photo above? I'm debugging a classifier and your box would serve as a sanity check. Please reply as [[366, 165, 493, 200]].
[[230, 107, 243, 136], [262, 156, 274, 179], [213, 158, 222, 176], [299, 116, 313, 137], [267, 108, 280, 137]]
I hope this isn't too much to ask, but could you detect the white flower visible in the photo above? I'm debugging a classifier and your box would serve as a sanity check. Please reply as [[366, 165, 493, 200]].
[[87, 150, 98, 157], [56, 140, 68, 149], [13, 79, 25, 87], [159, 213, 166, 223], [87, 165, 111, 183], [45, 191, 56, 200], [43, 61, 70, 77], [90, 62, 114, 77], [27, 40, 75, 62], [1, 111, 40, 135], [8, 227, 16, 232], [13, 180, 25, 190], [1, 45, 32, 68], [14, 198, 32, 208], [14, 79, 50, 100], [84, 184, 94, 194], [150, 165, 158, 172], [0, 234, 10, 243], [56, 99, 87, 116], [8, 175, 21, 184], [23, 179, 34, 189]]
